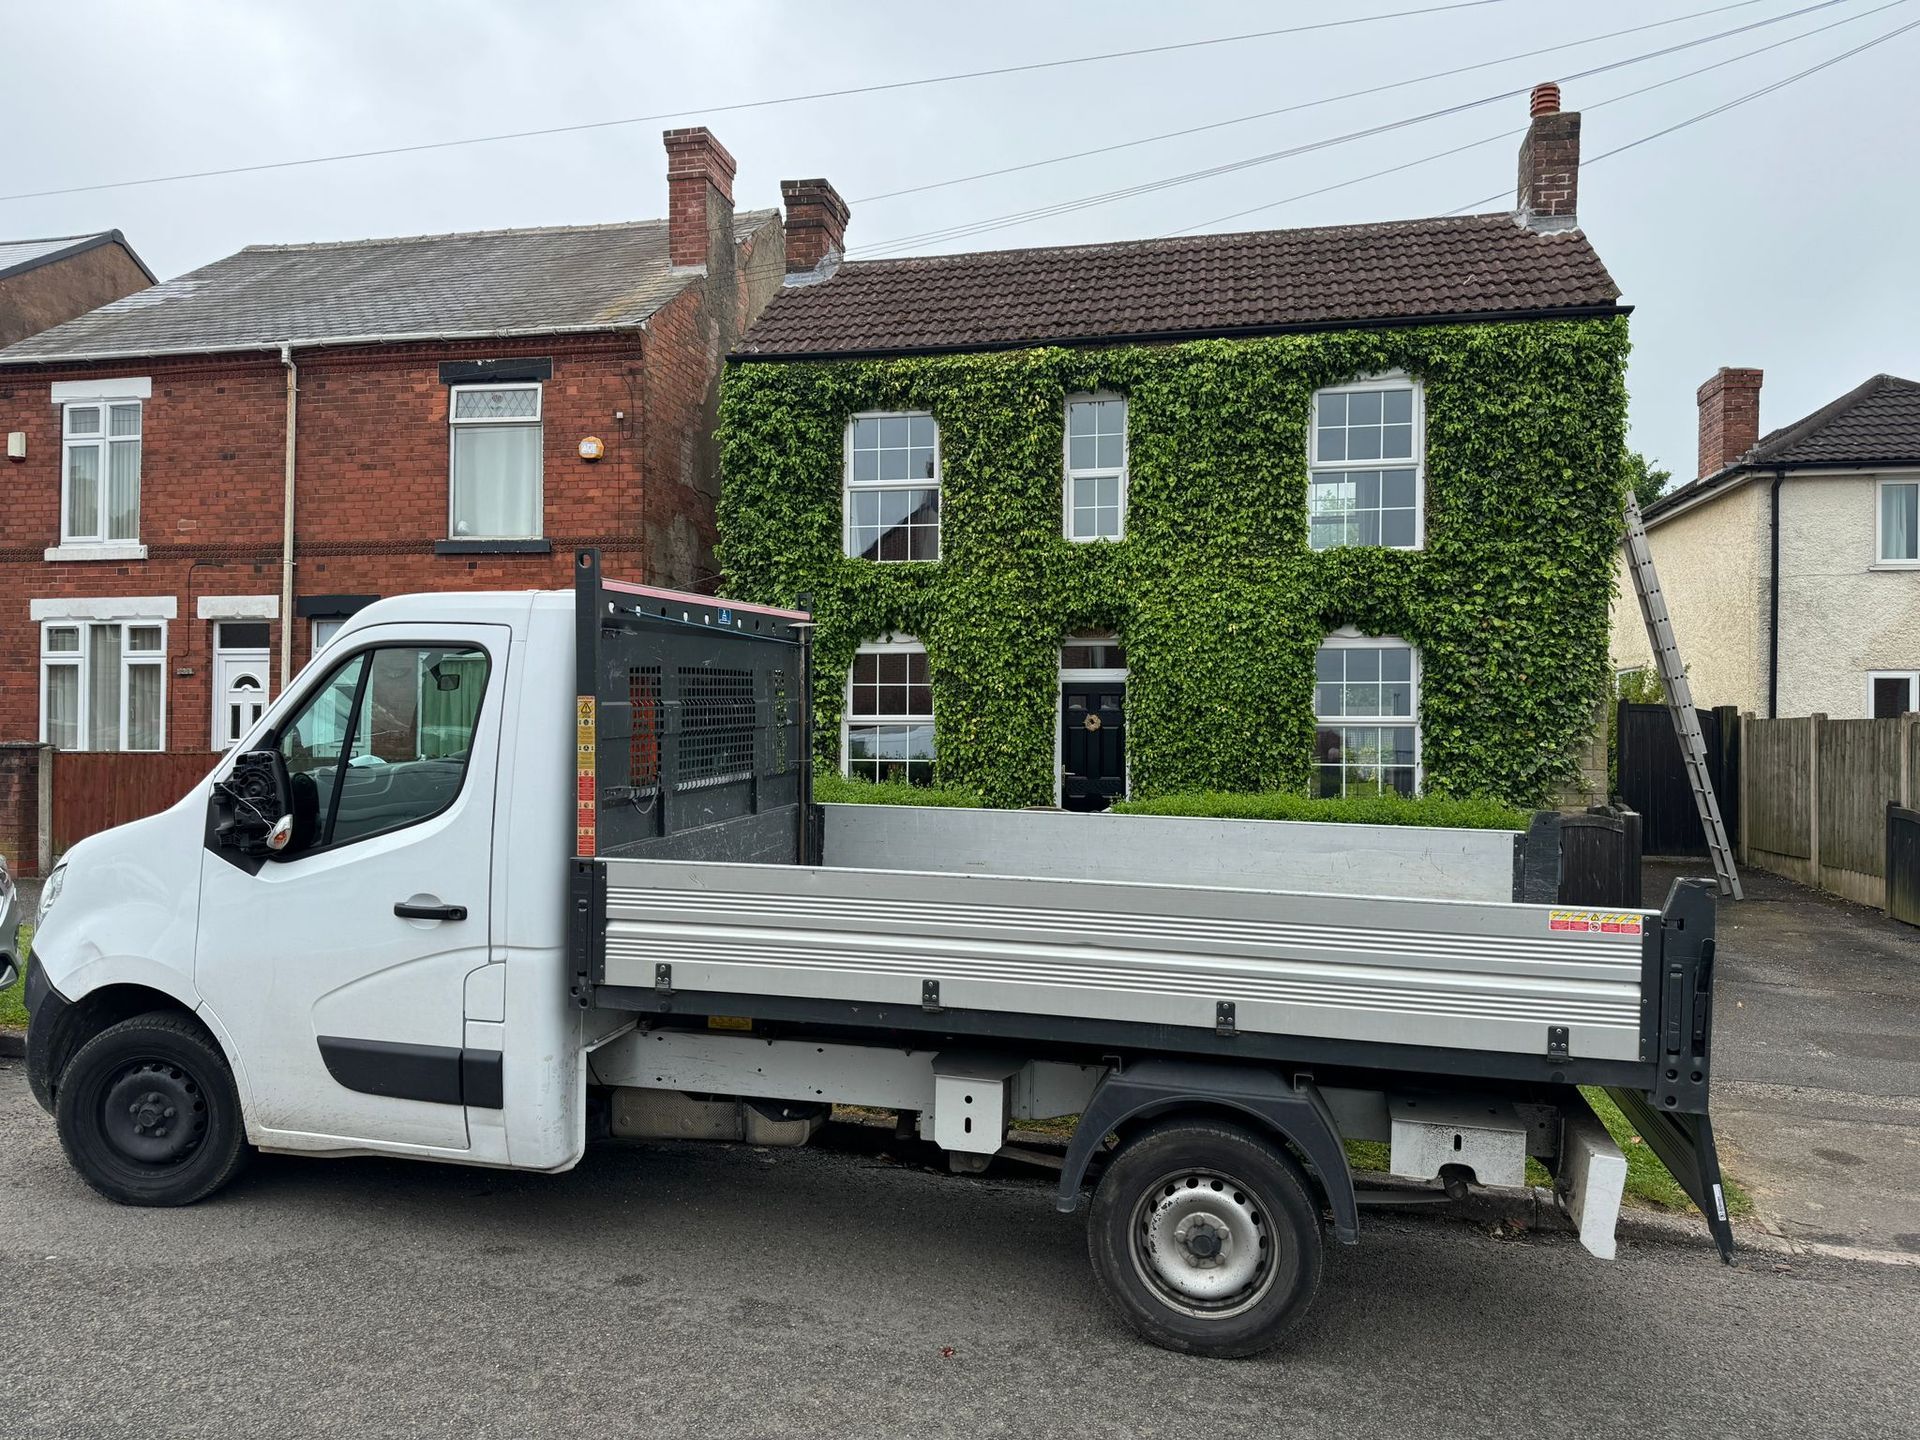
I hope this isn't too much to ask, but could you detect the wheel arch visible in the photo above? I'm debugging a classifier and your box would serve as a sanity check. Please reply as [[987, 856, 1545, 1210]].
[[27, 976, 239, 1115], [1056, 1061, 1359, 1244]]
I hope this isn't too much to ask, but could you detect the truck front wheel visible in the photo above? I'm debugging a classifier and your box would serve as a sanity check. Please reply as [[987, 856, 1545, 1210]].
[[1086, 1119, 1323, 1358], [53, 1012, 251, 1206]]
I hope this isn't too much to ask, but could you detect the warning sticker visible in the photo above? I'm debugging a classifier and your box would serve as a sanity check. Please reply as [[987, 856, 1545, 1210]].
[[576, 696, 597, 856], [1548, 909, 1643, 936]]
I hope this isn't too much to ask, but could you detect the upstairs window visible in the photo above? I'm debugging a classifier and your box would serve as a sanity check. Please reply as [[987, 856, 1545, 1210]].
[[62, 401, 141, 545], [1878, 478, 1919, 564], [1308, 377, 1422, 551], [1314, 635, 1419, 797], [450, 383, 542, 539], [844, 637, 934, 785], [1065, 397, 1126, 540], [846, 413, 939, 562]]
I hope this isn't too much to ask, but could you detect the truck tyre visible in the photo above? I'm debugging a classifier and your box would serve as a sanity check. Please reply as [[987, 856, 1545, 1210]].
[[1086, 1118, 1323, 1358], [53, 1012, 251, 1207]]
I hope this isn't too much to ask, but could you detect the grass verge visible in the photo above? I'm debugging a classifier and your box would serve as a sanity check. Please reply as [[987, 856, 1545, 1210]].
[[1, 922, 31, 1031]]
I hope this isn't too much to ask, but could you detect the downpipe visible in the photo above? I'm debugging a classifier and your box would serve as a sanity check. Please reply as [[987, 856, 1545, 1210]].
[[279, 343, 298, 690]]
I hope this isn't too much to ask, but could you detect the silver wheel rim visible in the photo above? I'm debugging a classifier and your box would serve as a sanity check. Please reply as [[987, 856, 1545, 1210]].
[[1128, 1167, 1277, 1320]]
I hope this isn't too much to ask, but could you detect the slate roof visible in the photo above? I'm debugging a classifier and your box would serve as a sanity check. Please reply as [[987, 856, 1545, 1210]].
[[1646, 374, 1920, 521], [0, 212, 779, 365], [736, 212, 1622, 358], [0, 231, 156, 286]]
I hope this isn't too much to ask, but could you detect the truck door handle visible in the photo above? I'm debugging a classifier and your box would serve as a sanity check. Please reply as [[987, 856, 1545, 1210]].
[[394, 901, 468, 922]]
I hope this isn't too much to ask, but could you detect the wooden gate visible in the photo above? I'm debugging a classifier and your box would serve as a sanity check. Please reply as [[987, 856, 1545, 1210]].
[[1615, 703, 1739, 857], [1886, 804, 1920, 927], [52, 751, 217, 854]]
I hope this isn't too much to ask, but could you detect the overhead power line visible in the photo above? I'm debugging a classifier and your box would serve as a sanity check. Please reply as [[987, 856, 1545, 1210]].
[[851, 0, 1779, 206], [1442, 9, 1920, 214], [851, 0, 1869, 256], [1165, 0, 1909, 237], [0, 0, 1513, 205]]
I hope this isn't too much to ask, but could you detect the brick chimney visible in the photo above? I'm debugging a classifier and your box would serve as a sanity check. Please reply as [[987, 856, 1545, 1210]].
[[1696, 367, 1764, 477], [664, 127, 737, 271], [780, 178, 850, 279], [1516, 81, 1580, 232]]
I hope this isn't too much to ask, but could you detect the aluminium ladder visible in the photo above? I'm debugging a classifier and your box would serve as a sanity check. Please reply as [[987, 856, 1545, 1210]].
[[1622, 491, 1743, 899]]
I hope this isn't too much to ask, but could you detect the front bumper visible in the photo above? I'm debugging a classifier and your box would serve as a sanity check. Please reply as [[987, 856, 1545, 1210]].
[[23, 956, 68, 1114]]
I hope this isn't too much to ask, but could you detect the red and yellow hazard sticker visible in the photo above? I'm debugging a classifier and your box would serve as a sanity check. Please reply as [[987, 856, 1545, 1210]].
[[1549, 909, 1643, 936], [576, 695, 597, 857]]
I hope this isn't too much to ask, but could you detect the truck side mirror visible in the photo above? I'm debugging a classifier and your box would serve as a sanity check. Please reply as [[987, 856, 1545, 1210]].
[[212, 748, 296, 859]]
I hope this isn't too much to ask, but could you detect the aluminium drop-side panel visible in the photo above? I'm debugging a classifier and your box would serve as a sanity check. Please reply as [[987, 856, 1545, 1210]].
[[601, 860, 1652, 1062]]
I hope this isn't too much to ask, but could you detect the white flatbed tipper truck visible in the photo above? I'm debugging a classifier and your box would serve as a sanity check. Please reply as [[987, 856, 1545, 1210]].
[[20, 552, 1732, 1357]]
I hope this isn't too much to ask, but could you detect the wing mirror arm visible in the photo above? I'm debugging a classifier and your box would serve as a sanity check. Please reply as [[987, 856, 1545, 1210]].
[[212, 747, 298, 858]]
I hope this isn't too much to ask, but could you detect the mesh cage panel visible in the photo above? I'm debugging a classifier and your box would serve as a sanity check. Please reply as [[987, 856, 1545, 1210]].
[[677, 666, 756, 788]]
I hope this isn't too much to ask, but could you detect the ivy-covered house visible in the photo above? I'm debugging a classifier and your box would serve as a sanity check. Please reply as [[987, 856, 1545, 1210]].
[[718, 86, 1630, 810]]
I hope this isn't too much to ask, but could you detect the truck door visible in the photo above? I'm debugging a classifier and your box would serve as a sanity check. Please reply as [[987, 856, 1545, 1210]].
[[195, 624, 508, 1152]]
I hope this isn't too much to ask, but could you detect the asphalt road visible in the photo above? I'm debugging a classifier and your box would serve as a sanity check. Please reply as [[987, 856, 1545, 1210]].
[[1645, 860, 1920, 1254], [2, 1064, 1916, 1440]]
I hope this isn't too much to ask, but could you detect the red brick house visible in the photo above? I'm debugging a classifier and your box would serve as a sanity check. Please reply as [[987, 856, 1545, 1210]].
[[0, 128, 814, 787], [0, 231, 154, 349]]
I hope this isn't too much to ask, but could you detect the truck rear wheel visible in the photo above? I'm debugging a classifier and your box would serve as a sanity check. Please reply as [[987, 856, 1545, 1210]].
[[54, 1012, 250, 1207], [1086, 1118, 1322, 1358]]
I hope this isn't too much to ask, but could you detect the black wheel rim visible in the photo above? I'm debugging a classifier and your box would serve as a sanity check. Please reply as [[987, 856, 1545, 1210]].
[[99, 1058, 209, 1168]]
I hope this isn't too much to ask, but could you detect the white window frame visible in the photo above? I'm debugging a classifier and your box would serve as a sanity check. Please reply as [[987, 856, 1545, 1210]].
[[1867, 670, 1920, 718], [1063, 395, 1128, 542], [59, 398, 143, 548], [1313, 629, 1421, 796], [39, 616, 168, 752], [1307, 372, 1424, 552], [312, 617, 347, 655], [1874, 476, 1920, 567], [844, 411, 941, 563], [448, 381, 544, 540], [841, 634, 935, 783]]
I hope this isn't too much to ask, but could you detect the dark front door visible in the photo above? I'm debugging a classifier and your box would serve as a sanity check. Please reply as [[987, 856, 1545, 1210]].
[[1062, 681, 1125, 811]]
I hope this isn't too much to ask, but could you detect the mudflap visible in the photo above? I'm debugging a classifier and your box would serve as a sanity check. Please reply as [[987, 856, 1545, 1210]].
[[1605, 1088, 1735, 1263]]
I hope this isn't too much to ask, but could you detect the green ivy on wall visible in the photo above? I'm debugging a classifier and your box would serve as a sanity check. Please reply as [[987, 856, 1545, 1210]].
[[717, 319, 1630, 808]]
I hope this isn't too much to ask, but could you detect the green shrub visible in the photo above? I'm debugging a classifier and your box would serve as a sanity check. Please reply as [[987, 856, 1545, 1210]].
[[1111, 789, 1528, 830], [811, 769, 983, 808]]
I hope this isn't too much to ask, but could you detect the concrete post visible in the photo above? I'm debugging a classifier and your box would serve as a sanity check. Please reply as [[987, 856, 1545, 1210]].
[[36, 743, 53, 876], [1738, 711, 1753, 865], [1808, 713, 1825, 890]]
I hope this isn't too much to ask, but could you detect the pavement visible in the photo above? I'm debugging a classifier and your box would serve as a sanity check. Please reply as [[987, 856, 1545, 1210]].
[[1, 1060, 1916, 1440], [1645, 858, 1920, 1259]]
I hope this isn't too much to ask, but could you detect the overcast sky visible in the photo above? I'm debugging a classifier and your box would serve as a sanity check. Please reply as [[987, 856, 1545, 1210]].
[[5, 0, 1917, 476]]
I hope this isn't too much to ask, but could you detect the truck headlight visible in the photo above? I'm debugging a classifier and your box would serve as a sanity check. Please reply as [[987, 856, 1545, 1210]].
[[38, 862, 65, 923]]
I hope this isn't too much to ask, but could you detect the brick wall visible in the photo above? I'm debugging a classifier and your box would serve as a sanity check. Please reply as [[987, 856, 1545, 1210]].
[[0, 219, 784, 758], [0, 242, 152, 349], [0, 743, 45, 875]]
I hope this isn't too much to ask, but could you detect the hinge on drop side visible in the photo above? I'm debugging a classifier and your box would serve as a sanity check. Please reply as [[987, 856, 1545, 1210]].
[[1215, 1001, 1237, 1038], [921, 979, 943, 1013], [1546, 1025, 1570, 1060], [654, 963, 673, 995]]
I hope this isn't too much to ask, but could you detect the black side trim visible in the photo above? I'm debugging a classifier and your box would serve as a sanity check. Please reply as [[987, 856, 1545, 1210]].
[[591, 986, 1653, 1093], [435, 539, 553, 556], [296, 593, 380, 619], [316, 1037, 504, 1109], [439, 356, 553, 384], [462, 1050, 504, 1110], [23, 956, 68, 1114]]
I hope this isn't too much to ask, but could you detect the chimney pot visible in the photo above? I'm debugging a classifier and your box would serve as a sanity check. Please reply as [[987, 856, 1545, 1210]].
[[1696, 368, 1764, 478], [1516, 82, 1580, 232], [780, 177, 851, 278], [663, 127, 737, 270]]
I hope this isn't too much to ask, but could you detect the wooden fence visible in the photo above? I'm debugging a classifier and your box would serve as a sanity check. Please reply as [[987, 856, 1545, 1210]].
[[1740, 712, 1920, 909], [51, 751, 218, 855]]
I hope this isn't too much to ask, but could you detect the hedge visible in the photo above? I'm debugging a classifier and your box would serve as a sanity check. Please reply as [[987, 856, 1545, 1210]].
[[719, 319, 1629, 809], [1110, 790, 1528, 831]]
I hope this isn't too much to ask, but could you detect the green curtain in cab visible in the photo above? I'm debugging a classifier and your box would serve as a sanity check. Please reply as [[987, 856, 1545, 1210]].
[[418, 652, 487, 758]]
